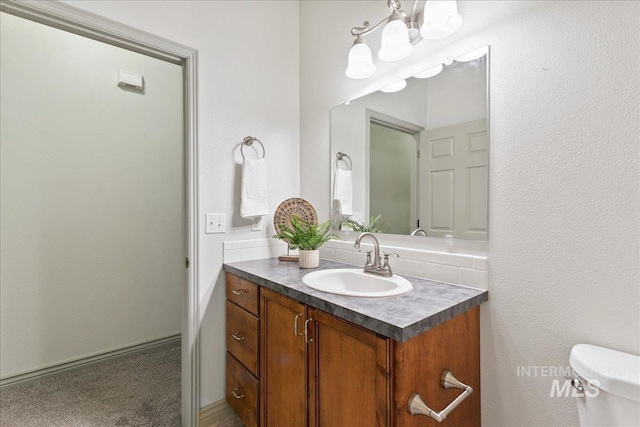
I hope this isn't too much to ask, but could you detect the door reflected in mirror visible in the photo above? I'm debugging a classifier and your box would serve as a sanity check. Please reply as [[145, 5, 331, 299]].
[[331, 46, 489, 241]]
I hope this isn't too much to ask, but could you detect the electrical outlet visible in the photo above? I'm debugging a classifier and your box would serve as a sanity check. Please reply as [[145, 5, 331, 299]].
[[205, 213, 226, 234]]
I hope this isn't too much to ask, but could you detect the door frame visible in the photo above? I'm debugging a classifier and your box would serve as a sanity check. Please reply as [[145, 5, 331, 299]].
[[365, 109, 424, 233], [0, 1, 200, 425]]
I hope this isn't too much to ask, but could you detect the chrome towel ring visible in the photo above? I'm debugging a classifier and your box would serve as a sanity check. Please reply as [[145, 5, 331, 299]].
[[335, 152, 352, 170], [241, 136, 265, 159]]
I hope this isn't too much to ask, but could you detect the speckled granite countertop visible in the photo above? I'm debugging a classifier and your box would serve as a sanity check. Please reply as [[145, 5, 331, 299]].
[[223, 258, 488, 342]]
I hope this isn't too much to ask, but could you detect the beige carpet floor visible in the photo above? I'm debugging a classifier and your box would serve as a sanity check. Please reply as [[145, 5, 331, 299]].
[[0, 341, 181, 426], [212, 414, 243, 427]]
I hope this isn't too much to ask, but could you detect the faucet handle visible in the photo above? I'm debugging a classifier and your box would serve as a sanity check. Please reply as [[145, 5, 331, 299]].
[[382, 253, 398, 269], [358, 249, 373, 267], [381, 253, 398, 276]]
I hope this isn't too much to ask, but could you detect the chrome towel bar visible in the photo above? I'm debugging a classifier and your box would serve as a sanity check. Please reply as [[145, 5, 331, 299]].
[[407, 370, 473, 422]]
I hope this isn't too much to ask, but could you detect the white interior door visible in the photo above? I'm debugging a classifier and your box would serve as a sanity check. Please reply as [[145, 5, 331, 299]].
[[420, 118, 487, 239]]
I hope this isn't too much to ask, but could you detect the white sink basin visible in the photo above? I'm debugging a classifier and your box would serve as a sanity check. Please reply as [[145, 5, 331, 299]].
[[302, 268, 413, 297]]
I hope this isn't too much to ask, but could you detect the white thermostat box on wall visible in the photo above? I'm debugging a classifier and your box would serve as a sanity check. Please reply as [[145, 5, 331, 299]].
[[118, 70, 143, 91]]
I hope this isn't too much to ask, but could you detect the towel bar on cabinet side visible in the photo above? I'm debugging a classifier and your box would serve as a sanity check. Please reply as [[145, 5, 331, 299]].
[[407, 370, 473, 422]]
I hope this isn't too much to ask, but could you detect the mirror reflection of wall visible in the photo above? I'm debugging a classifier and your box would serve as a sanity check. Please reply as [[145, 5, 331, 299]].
[[331, 47, 489, 240]]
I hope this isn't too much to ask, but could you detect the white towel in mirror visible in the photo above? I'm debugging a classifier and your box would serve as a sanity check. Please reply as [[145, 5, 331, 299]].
[[241, 157, 268, 219], [334, 168, 353, 216]]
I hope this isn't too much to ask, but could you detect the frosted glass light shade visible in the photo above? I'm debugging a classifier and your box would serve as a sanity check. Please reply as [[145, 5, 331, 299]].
[[378, 18, 413, 62], [414, 64, 443, 79], [380, 79, 407, 93], [346, 40, 376, 79], [420, 0, 462, 40]]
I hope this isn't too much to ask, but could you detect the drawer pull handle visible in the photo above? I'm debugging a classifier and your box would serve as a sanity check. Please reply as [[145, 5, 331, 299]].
[[407, 370, 473, 422], [232, 332, 245, 341], [304, 318, 313, 343], [232, 388, 245, 399], [231, 289, 247, 296], [294, 313, 303, 337]]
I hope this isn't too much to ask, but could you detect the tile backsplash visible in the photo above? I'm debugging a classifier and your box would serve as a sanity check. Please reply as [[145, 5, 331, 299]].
[[319, 240, 488, 290], [223, 239, 288, 263], [223, 238, 488, 290]]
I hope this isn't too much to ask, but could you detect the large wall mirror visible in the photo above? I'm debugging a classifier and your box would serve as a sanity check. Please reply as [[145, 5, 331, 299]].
[[330, 46, 489, 241]]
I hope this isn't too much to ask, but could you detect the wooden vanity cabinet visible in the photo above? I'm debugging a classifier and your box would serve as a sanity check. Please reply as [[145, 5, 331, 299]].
[[308, 307, 390, 427], [260, 288, 308, 427], [391, 306, 481, 426], [226, 272, 481, 427], [225, 274, 260, 427]]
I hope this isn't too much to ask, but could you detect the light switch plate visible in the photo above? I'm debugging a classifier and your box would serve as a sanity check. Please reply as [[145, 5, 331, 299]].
[[205, 213, 226, 234], [251, 217, 263, 231]]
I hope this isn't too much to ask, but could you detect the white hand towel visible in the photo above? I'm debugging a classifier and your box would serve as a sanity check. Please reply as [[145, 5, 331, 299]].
[[241, 157, 268, 219], [333, 168, 353, 216]]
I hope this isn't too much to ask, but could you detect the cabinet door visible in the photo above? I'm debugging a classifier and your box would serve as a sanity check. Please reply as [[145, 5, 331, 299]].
[[308, 308, 390, 427], [260, 288, 307, 427]]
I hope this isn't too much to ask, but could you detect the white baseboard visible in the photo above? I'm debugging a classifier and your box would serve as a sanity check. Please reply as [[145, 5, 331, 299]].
[[199, 398, 235, 427], [0, 334, 181, 389]]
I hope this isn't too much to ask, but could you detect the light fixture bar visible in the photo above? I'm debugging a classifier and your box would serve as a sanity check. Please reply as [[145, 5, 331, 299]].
[[350, 0, 407, 37], [345, 0, 463, 79]]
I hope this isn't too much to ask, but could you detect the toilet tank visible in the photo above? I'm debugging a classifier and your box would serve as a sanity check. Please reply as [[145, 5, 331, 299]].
[[570, 344, 640, 427]]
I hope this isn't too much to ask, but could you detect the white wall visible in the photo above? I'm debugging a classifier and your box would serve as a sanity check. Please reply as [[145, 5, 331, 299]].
[[1, 13, 183, 378], [64, 0, 300, 407], [301, 1, 639, 426]]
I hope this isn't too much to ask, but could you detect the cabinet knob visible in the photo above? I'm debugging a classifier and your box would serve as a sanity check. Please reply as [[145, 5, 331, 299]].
[[231, 289, 247, 296], [231, 332, 245, 341], [232, 388, 245, 399]]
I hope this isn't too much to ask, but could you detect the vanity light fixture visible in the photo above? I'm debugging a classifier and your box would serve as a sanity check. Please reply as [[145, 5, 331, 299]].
[[346, 36, 377, 79], [420, 0, 463, 40], [378, 11, 413, 62], [380, 79, 407, 93], [345, 0, 462, 79]]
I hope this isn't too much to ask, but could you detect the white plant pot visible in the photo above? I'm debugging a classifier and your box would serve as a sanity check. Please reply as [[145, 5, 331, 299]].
[[299, 249, 320, 269]]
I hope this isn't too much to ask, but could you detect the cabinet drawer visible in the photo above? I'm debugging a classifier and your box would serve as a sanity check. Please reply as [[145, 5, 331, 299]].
[[226, 353, 259, 427], [226, 300, 259, 376], [226, 273, 259, 316]]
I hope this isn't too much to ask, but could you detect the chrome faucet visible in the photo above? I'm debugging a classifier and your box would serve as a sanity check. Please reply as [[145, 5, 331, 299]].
[[354, 232, 398, 277], [410, 228, 428, 237]]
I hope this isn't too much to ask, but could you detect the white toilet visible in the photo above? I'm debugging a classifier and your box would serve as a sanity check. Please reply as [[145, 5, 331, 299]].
[[569, 344, 640, 426]]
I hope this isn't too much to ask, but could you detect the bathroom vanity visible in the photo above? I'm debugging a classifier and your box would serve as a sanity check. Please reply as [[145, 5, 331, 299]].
[[223, 259, 488, 427]]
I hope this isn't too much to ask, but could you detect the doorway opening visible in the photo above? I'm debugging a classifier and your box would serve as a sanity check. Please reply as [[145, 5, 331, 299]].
[[0, 2, 199, 425], [366, 110, 424, 235]]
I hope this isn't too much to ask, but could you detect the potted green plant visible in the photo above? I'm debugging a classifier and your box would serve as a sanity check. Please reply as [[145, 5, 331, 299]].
[[273, 216, 338, 268], [343, 214, 385, 233]]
